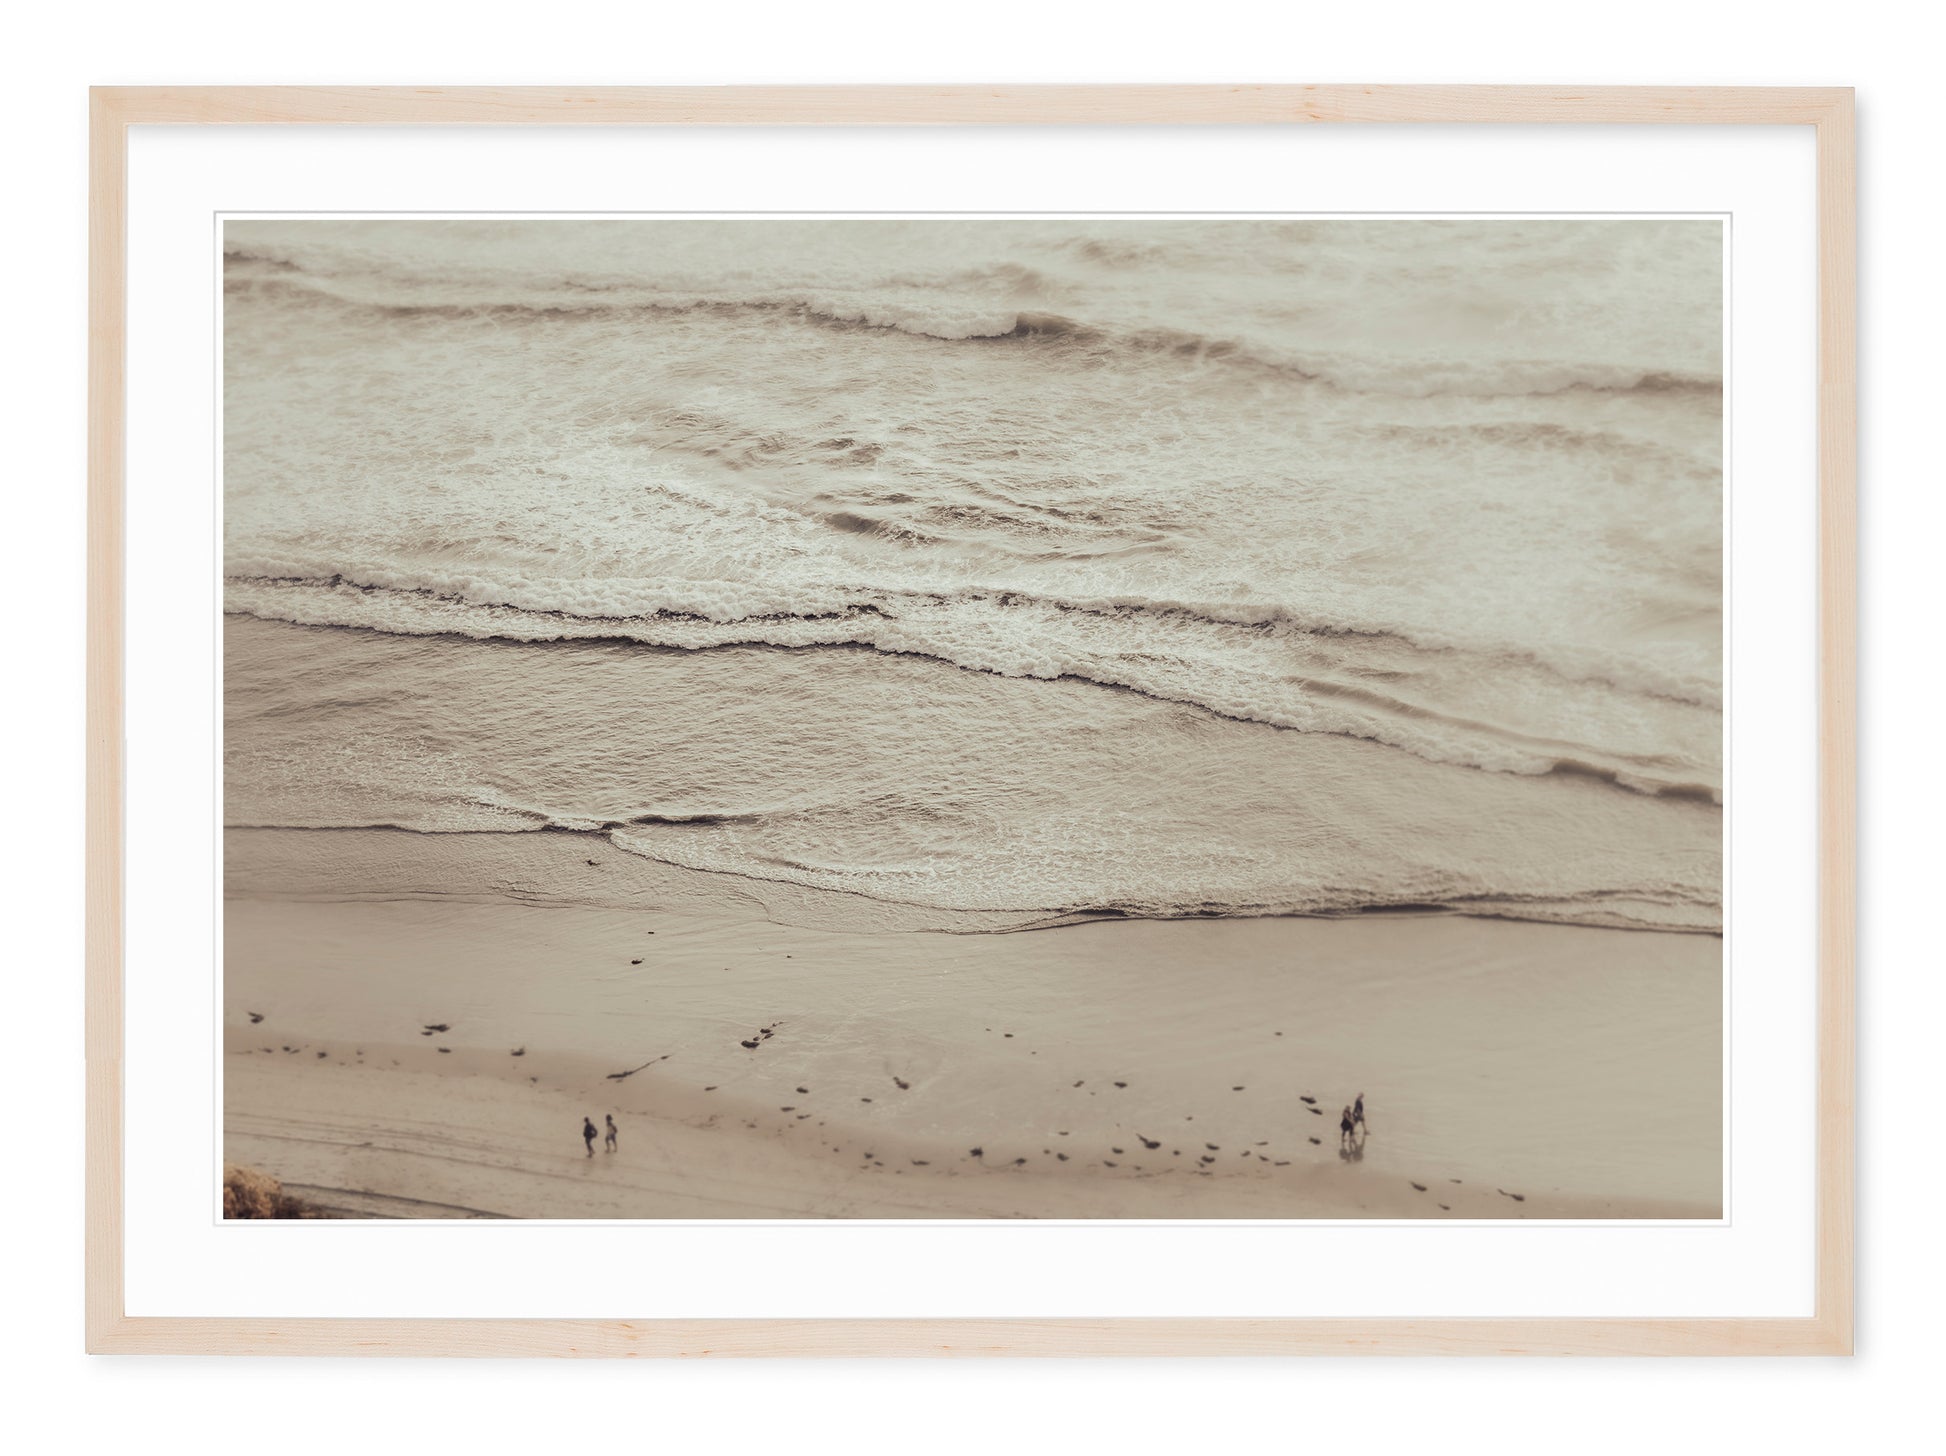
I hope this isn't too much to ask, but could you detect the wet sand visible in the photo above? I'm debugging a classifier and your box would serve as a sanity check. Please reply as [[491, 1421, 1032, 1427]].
[[223, 864, 1721, 1220]]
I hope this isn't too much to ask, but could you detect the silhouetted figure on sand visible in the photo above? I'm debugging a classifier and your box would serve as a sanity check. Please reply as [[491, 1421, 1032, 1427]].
[[582, 1117, 598, 1157], [604, 1114, 618, 1152], [1339, 1105, 1356, 1148], [1353, 1093, 1366, 1132]]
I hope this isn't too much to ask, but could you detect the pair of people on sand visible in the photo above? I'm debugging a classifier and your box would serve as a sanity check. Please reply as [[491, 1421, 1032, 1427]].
[[582, 1114, 617, 1156], [1338, 1093, 1367, 1147]]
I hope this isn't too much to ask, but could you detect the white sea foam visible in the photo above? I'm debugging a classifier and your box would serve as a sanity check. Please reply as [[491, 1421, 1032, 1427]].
[[223, 219, 1725, 929]]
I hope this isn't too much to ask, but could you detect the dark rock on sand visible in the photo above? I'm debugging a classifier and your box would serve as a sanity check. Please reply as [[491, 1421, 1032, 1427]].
[[247, 1012, 264, 1024]]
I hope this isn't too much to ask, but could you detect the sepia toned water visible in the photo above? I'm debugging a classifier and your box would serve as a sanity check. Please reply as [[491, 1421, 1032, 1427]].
[[223, 219, 1723, 933]]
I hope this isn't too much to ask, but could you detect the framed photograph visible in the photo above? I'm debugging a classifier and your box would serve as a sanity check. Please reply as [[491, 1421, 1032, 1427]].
[[88, 85, 1854, 1356]]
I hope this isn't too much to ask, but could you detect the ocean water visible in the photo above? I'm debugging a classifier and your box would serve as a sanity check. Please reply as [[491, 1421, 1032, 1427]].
[[223, 219, 1723, 934]]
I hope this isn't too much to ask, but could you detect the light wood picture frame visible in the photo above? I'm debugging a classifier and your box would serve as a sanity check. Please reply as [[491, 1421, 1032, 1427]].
[[87, 84, 1856, 1357]]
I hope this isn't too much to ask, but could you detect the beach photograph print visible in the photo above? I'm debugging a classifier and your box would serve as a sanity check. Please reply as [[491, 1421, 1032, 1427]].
[[222, 218, 1724, 1221]]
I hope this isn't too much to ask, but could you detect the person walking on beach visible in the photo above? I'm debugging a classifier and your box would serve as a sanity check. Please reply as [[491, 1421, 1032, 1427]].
[[1353, 1093, 1366, 1133], [1339, 1105, 1356, 1149], [582, 1116, 598, 1158], [604, 1114, 618, 1153]]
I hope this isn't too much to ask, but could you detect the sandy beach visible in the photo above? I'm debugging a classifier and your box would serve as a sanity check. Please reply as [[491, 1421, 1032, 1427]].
[[225, 830, 1720, 1221]]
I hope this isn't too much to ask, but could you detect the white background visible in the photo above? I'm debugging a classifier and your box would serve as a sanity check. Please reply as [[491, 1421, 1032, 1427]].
[[126, 132, 1805, 1321], [4, 1, 1937, 1451]]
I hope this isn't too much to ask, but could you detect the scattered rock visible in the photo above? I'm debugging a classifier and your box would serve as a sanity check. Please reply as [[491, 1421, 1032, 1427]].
[[892, 1076, 910, 1090], [1113, 1081, 1127, 1089], [969, 1147, 983, 1158], [510, 1047, 525, 1057], [1138, 1135, 1160, 1150], [437, 1047, 451, 1054], [1411, 1182, 1427, 1192], [247, 1012, 263, 1024], [423, 1024, 449, 1033]]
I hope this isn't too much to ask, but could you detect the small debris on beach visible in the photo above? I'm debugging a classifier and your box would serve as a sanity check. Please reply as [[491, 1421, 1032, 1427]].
[[316, 1051, 327, 1058], [1299, 1096, 1316, 1105], [1138, 1135, 1160, 1149], [437, 1047, 451, 1054], [1113, 1081, 1127, 1089], [247, 1012, 263, 1024], [510, 1047, 525, 1056], [969, 1147, 983, 1158], [796, 1086, 810, 1094], [740, 1039, 760, 1050], [1411, 1182, 1427, 1192], [892, 1076, 909, 1090], [630, 959, 642, 965], [423, 1023, 449, 1033]]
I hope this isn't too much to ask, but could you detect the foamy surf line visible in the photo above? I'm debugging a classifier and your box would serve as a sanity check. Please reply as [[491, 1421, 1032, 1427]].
[[222, 822, 1723, 937], [226, 264, 1721, 402], [221, 583, 1723, 801]]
